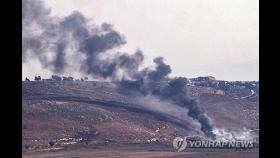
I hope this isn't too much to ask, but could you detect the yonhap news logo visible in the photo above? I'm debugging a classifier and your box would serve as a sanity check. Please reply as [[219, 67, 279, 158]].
[[172, 136, 256, 152], [173, 137, 187, 152]]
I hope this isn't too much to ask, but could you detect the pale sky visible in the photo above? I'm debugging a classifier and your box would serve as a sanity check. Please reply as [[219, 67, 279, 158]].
[[41, 0, 258, 81]]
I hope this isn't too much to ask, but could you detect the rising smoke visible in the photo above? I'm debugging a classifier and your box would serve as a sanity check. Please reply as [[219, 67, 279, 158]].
[[22, 0, 215, 139]]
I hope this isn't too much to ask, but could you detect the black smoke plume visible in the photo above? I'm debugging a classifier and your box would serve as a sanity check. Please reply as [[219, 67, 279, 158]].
[[158, 78, 215, 139], [23, 0, 126, 76], [22, 0, 215, 139]]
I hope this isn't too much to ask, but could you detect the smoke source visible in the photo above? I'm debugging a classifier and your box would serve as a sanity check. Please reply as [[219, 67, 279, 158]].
[[22, 0, 215, 139]]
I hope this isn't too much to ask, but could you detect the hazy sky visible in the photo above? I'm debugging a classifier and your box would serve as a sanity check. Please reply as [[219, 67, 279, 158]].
[[41, 0, 258, 81]]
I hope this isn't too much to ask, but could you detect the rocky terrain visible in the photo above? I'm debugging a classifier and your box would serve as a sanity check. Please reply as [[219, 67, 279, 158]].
[[22, 78, 259, 157]]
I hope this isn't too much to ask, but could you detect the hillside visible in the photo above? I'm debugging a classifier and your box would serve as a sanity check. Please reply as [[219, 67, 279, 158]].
[[22, 80, 259, 157]]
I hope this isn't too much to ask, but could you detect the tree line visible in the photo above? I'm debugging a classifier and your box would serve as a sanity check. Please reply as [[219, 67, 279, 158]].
[[25, 75, 89, 81]]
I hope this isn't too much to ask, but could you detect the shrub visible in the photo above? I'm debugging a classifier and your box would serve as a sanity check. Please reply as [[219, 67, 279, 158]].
[[49, 141, 55, 147], [34, 76, 41, 81], [63, 76, 74, 81], [51, 75, 62, 81]]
